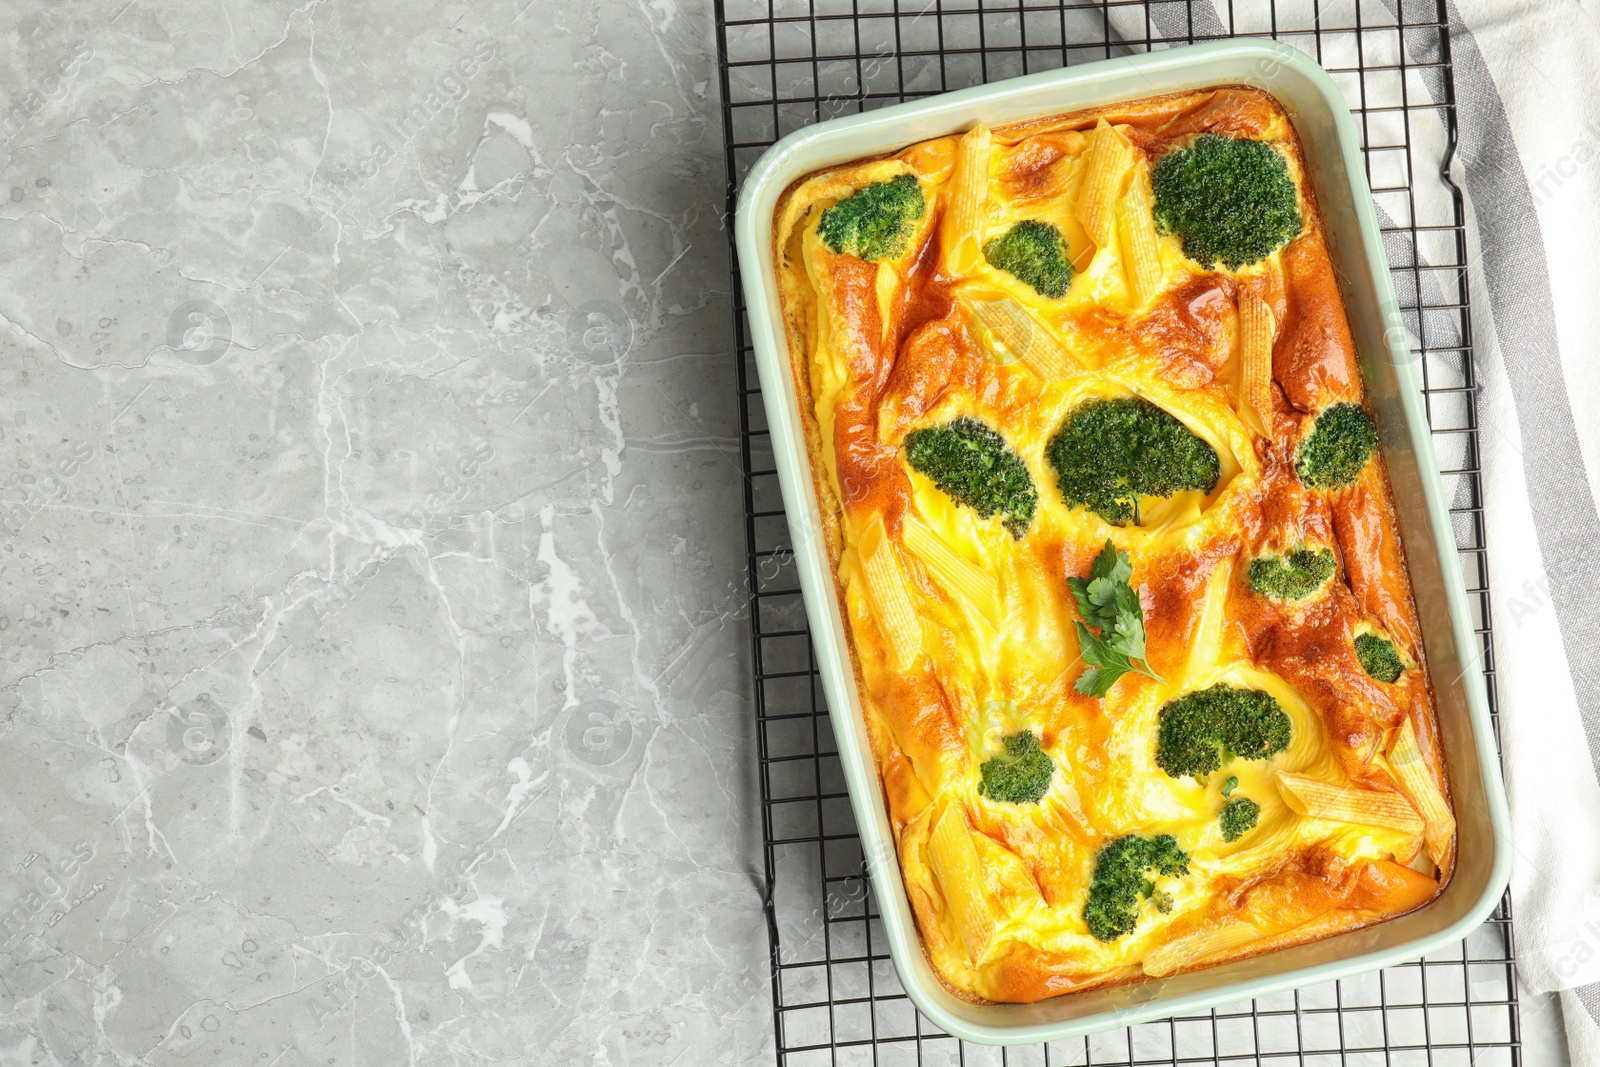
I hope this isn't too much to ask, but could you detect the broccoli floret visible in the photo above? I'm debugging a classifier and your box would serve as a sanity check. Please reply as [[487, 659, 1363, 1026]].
[[1156, 684, 1292, 780], [982, 220, 1074, 298], [978, 730, 1055, 804], [1354, 633, 1405, 684], [1219, 796, 1261, 842], [1046, 397, 1220, 526], [1248, 547, 1337, 601], [1084, 834, 1190, 942], [817, 174, 926, 261], [903, 417, 1038, 538], [1152, 134, 1303, 271], [1221, 775, 1239, 797], [1296, 403, 1379, 489]]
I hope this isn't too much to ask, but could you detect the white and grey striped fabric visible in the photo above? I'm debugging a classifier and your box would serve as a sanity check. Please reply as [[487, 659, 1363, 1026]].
[[1448, 0, 1600, 1062], [1108, 0, 1600, 1060]]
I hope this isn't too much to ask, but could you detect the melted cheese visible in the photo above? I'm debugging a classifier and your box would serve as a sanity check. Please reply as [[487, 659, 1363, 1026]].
[[774, 87, 1451, 1003]]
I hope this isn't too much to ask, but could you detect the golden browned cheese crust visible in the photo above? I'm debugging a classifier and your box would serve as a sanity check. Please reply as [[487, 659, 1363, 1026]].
[[770, 87, 1454, 1004]]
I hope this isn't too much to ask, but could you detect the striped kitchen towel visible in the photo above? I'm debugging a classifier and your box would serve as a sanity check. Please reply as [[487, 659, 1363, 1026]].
[[1444, 0, 1600, 1061]]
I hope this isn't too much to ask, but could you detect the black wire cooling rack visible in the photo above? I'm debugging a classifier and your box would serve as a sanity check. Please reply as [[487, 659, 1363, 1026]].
[[713, 0, 1518, 1061]]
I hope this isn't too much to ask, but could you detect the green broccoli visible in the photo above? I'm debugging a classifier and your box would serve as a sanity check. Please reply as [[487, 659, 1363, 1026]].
[[982, 220, 1074, 298], [817, 173, 926, 261], [1219, 796, 1261, 842], [1084, 834, 1190, 942], [1296, 403, 1379, 489], [1221, 775, 1239, 797], [1046, 397, 1220, 526], [1354, 632, 1405, 684], [1156, 684, 1292, 780], [1248, 547, 1337, 601], [978, 730, 1055, 804], [1152, 133, 1303, 270], [903, 417, 1038, 538]]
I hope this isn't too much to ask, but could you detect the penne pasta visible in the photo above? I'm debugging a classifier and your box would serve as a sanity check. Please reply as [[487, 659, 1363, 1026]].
[[1238, 289, 1277, 435], [1388, 718, 1456, 868], [959, 291, 1081, 380], [941, 125, 993, 276], [1077, 119, 1132, 249], [876, 263, 901, 345], [1276, 771, 1425, 834], [858, 513, 924, 669], [902, 516, 1003, 624], [1118, 164, 1164, 306], [1142, 921, 1260, 978], [926, 804, 995, 963]]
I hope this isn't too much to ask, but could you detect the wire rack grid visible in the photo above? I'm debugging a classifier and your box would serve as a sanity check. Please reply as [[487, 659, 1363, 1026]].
[[712, 0, 1517, 1061]]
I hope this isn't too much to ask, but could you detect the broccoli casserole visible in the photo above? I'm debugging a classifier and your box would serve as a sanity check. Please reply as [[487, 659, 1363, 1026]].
[[770, 86, 1456, 1003]]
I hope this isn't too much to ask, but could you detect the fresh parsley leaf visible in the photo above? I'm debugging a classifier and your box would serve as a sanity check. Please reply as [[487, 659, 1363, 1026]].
[[1071, 623, 1127, 697], [1108, 605, 1146, 660], [1074, 623, 1123, 668], [1087, 579, 1120, 622], [1068, 542, 1134, 628], [1065, 577, 1099, 625], [1069, 539, 1165, 698], [1096, 539, 1132, 585], [1113, 578, 1140, 615], [1073, 669, 1123, 698]]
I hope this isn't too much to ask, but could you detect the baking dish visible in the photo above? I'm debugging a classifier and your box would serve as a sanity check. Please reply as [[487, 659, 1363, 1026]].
[[733, 39, 1511, 1045]]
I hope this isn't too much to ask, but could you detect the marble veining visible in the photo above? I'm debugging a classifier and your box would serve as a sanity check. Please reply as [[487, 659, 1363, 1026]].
[[0, 0, 772, 1062]]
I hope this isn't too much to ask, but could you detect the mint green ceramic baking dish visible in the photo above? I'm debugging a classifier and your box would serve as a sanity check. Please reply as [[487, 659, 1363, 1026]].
[[733, 39, 1512, 1045]]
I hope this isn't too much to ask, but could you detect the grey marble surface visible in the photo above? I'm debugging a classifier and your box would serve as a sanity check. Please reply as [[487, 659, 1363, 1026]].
[[0, 1, 772, 1063]]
